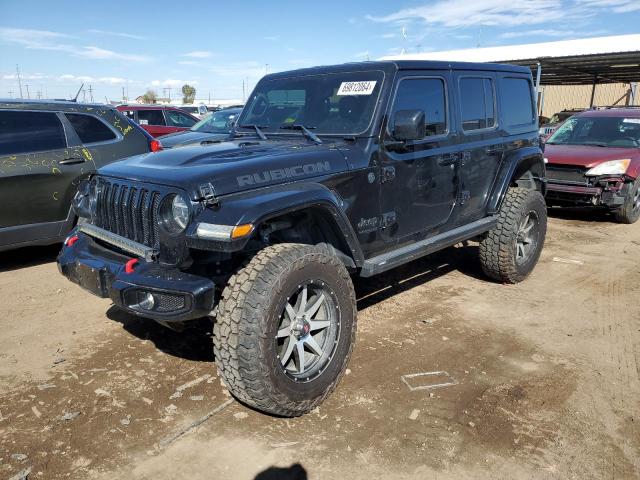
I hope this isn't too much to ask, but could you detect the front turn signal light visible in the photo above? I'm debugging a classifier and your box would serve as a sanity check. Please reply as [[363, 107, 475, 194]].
[[231, 224, 254, 239]]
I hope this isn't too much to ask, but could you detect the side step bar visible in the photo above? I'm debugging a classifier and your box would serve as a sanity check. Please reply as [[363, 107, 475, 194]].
[[360, 216, 497, 277]]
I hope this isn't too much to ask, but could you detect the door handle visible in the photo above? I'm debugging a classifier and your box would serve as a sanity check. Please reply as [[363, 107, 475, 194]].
[[438, 153, 458, 166], [485, 146, 503, 156], [58, 157, 86, 165]]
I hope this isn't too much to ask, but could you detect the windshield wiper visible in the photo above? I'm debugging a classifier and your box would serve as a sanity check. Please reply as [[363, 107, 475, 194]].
[[280, 124, 322, 144], [238, 124, 268, 141]]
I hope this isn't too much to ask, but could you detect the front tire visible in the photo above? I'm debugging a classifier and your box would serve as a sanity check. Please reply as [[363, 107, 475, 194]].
[[479, 187, 547, 284], [613, 178, 640, 224], [213, 243, 356, 417]]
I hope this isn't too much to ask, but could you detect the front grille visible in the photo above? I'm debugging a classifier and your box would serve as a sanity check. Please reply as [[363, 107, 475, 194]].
[[546, 165, 589, 185], [94, 178, 163, 249]]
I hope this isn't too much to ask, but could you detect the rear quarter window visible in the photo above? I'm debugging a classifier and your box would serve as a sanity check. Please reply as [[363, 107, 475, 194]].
[[65, 113, 117, 144], [500, 77, 535, 128], [137, 109, 165, 126], [0, 110, 66, 155]]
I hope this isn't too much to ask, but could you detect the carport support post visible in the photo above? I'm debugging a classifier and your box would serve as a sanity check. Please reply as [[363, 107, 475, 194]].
[[535, 62, 542, 115], [589, 75, 598, 108]]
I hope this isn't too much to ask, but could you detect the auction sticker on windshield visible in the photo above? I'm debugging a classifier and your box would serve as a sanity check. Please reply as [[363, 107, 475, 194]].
[[337, 81, 377, 96]]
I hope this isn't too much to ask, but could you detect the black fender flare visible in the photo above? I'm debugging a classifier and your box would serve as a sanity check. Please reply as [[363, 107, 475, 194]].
[[191, 181, 364, 267], [487, 146, 546, 215]]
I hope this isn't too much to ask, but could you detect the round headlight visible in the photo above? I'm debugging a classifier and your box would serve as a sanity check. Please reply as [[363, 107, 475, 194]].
[[161, 194, 190, 233], [172, 195, 189, 229]]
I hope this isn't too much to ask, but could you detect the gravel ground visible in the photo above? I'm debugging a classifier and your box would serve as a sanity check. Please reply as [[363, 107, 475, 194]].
[[1, 209, 638, 480]]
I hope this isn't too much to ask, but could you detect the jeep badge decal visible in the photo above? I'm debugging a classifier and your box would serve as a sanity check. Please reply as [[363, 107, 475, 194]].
[[237, 161, 332, 186]]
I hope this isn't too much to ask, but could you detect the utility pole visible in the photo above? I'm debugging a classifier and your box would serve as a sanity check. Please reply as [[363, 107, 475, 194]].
[[16, 64, 23, 98], [163, 87, 171, 102], [122, 86, 126, 103], [87, 84, 94, 102], [242, 79, 245, 102], [25, 84, 30, 99]]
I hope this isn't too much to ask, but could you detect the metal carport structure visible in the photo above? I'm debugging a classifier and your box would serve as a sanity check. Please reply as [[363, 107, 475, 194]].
[[382, 34, 640, 109]]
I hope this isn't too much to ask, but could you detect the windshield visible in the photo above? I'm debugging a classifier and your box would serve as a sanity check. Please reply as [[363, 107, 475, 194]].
[[236, 70, 384, 136], [191, 109, 239, 133], [547, 115, 640, 148]]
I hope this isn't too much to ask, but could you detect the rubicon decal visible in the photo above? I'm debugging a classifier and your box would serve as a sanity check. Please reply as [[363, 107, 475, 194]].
[[237, 161, 332, 186]]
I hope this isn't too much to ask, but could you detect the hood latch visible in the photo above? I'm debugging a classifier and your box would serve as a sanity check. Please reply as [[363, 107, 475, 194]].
[[198, 183, 219, 207]]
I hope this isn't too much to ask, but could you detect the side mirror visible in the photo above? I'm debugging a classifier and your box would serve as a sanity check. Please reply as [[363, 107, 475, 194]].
[[393, 110, 425, 141]]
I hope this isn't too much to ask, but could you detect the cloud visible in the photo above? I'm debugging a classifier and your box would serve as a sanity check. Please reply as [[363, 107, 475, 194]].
[[366, 0, 567, 27], [575, 0, 640, 12], [87, 29, 146, 40], [182, 50, 212, 58], [151, 79, 198, 88], [178, 60, 200, 66], [0, 27, 152, 62], [2, 73, 47, 81], [56, 74, 127, 85], [264, 35, 280, 41], [499, 28, 608, 38], [381, 33, 397, 39], [74, 46, 151, 62]]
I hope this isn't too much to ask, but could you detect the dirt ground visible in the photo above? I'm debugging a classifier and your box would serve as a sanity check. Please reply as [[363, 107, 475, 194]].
[[1, 209, 639, 480]]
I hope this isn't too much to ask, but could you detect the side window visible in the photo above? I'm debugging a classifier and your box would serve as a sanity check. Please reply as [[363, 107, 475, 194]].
[[0, 110, 66, 155], [137, 109, 165, 126], [165, 110, 197, 128], [459, 77, 495, 131], [392, 78, 447, 138], [501, 77, 535, 127], [65, 113, 117, 144]]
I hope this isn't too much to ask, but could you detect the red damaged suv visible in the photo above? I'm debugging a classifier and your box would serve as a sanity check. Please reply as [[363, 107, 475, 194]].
[[544, 108, 640, 223]]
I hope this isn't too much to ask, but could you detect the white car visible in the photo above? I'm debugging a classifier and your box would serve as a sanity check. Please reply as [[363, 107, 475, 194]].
[[177, 104, 209, 119]]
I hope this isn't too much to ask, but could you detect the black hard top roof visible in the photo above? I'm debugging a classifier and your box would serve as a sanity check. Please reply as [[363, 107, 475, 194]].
[[265, 60, 531, 80]]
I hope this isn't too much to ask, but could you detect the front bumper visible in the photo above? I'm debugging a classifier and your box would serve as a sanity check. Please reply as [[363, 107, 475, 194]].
[[546, 176, 629, 208], [57, 230, 215, 322]]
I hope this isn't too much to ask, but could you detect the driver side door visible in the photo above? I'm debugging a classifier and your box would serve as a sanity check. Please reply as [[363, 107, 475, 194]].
[[379, 72, 459, 242]]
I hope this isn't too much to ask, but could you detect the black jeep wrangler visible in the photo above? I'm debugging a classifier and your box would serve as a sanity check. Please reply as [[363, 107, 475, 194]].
[[58, 61, 546, 416]]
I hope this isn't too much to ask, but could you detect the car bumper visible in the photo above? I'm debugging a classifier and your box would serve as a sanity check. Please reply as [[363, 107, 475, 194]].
[[57, 230, 215, 322], [546, 177, 629, 208]]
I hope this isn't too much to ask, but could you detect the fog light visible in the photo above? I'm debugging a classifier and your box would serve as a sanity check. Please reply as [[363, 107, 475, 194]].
[[130, 291, 155, 311]]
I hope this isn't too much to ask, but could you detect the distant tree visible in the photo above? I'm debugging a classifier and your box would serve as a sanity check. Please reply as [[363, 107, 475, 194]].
[[142, 89, 158, 104], [182, 84, 196, 104]]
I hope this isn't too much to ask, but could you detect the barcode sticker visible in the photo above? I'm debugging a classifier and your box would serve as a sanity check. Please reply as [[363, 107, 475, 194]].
[[337, 81, 377, 96]]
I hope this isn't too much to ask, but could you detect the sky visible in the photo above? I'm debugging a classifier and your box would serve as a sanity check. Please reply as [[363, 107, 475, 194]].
[[1, 0, 639, 104]]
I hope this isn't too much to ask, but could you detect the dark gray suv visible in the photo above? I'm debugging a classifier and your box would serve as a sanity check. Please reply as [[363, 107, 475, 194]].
[[0, 100, 158, 251]]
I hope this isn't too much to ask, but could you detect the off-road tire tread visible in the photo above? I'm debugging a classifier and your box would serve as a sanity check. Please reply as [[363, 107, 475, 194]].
[[479, 187, 546, 284], [213, 243, 356, 417]]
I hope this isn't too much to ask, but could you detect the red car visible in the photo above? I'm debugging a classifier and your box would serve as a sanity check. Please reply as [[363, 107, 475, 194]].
[[544, 108, 640, 223], [116, 105, 198, 137]]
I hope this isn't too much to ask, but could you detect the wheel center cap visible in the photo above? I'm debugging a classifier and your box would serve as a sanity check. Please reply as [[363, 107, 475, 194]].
[[292, 319, 311, 338]]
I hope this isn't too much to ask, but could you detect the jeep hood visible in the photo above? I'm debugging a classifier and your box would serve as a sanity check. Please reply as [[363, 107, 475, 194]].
[[545, 144, 639, 169], [99, 139, 349, 198], [157, 130, 231, 148]]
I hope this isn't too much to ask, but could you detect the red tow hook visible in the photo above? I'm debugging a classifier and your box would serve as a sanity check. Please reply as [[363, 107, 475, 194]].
[[65, 235, 79, 247], [124, 258, 139, 274]]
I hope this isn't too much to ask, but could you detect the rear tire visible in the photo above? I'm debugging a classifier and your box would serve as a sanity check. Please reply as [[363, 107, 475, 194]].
[[613, 178, 640, 224], [479, 187, 547, 284], [213, 243, 356, 417]]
